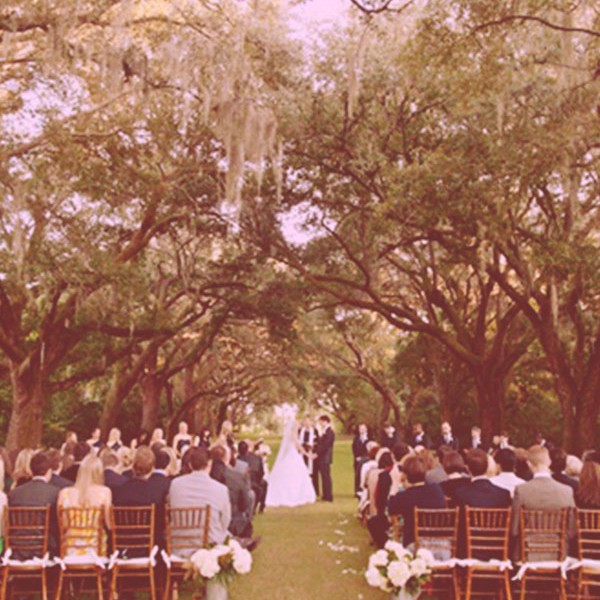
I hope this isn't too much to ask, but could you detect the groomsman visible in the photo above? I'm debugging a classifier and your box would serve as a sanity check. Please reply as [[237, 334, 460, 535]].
[[380, 423, 401, 450], [436, 421, 459, 451], [469, 426, 487, 451], [299, 415, 320, 495], [352, 423, 370, 496], [317, 415, 335, 502], [410, 422, 432, 449]]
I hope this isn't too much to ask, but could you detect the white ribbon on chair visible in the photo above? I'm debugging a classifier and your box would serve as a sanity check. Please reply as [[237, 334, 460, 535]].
[[456, 559, 513, 571], [55, 550, 111, 571], [160, 549, 187, 569], [512, 560, 569, 581], [109, 545, 158, 569], [563, 557, 600, 573], [1, 549, 54, 568]]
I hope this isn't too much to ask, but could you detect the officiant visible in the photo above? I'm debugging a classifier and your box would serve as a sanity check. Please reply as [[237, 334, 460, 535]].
[[299, 415, 320, 495]]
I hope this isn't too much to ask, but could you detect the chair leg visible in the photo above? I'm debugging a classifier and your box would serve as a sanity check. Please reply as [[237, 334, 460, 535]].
[[55, 569, 64, 600], [465, 569, 472, 600], [42, 569, 48, 600], [162, 571, 171, 600], [1, 567, 9, 600], [109, 567, 117, 600], [150, 565, 157, 600], [453, 569, 460, 600], [559, 576, 566, 600], [519, 574, 526, 600], [504, 571, 513, 600], [96, 568, 103, 600]]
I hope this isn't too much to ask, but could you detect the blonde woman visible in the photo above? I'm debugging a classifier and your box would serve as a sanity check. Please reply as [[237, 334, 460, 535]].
[[11, 448, 35, 489], [107, 428, 122, 452], [172, 421, 193, 457], [162, 447, 179, 477], [150, 428, 166, 448], [58, 454, 111, 555], [117, 446, 134, 477]]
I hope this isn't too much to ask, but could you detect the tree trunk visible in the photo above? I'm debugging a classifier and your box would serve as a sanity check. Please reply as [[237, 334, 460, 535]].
[[473, 370, 504, 444], [6, 360, 45, 451], [140, 347, 161, 432]]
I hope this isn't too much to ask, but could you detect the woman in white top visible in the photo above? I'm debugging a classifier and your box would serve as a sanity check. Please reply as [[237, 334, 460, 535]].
[[150, 428, 166, 448]]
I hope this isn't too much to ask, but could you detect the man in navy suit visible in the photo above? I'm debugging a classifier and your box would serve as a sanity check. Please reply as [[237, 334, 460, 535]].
[[149, 450, 172, 498], [316, 415, 335, 502], [47, 449, 72, 490], [101, 450, 128, 493], [453, 450, 511, 508]]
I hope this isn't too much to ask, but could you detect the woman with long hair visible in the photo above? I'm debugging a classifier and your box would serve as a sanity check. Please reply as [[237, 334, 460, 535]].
[[58, 454, 112, 555], [576, 459, 600, 509], [150, 428, 166, 448], [11, 448, 34, 489]]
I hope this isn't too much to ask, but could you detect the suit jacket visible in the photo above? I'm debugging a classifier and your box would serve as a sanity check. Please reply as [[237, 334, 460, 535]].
[[380, 431, 401, 450], [317, 427, 335, 465], [425, 464, 449, 485], [436, 435, 460, 451], [411, 433, 432, 449], [168, 471, 231, 553], [8, 478, 60, 557], [352, 435, 370, 461], [49, 473, 72, 490], [388, 483, 446, 547], [553, 472, 578, 493], [511, 475, 575, 537], [453, 478, 512, 509], [61, 464, 80, 483], [238, 453, 265, 488], [103, 469, 128, 493]]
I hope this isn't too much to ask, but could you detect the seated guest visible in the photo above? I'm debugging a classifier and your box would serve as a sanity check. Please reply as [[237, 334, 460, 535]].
[[8, 452, 59, 556], [440, 451, 470, 505], [46, 449, 72, 490], [425, 446, 450, 485], [101, 450, 128, 493], [550, 447, 578, 492], [436, 422, 459, 451], [11, 448, 34, 489], [238, 441, 267, 514], [576, 458, 600, 509], [388, 456, 446, 549], [359, 443, 380, 493], [490, 448, 525, 498], [61, 442, 91, 482], [511, 445, 576, 543], [565, 455, 583, 481], [117, 447, 134, 478], [149, 451, 172, 498], [514, 447, 533, 481], [390, 443, 412, 496], [210, 446, 253, 538], [381, 423, 401, 450], [453, 449, 511, 508], [168, 447, 231, 554], [161, 447, 179, 477], [58, 455, 112, 535], [366, 451, 394, 549]]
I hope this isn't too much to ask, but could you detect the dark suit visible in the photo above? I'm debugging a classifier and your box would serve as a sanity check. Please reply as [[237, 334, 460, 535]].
[[453, 478, 512, 508], [317, 426, 335, 501], [104, 469, 128, 493], [149, 471, 172, 499], [8, 477, 60, 557], [388, 483, 446, 547], [211, 460, 253, 537], [352, 434, 370, 494], [49, 473, 72, 490], [436, 435, 460, 451], [411, 433, 432, 449], [61, 463, 80, 483], [238, 453, 267, 513], [380, 431, 401, 450], [553, 472, 578, 493]]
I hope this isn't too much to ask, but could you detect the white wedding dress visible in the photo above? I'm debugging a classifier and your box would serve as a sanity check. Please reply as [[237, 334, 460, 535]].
[[265, 419, 317, 507]]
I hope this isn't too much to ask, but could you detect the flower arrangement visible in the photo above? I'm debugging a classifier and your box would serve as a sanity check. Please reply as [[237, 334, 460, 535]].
[[185, 538, 253, 590], [365, 541, 434, 598]]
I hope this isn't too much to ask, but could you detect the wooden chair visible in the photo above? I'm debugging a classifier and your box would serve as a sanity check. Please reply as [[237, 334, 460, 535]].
[[576, 509, 600, 599], [414, 507, 460, 599], [389, 515, 403, 542], [464, 507, 512, 600], [56, 506, 107, 599], [518, 508, 569, 600], [162, 506, 211, 600], [2, 506, 51, 600], [110, 505, 156, 600]]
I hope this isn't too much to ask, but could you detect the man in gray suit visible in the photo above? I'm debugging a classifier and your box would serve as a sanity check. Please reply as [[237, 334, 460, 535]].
[[9, 452, 60, 557], [168, 447, 231, 557], [511, 445, 575, 560]]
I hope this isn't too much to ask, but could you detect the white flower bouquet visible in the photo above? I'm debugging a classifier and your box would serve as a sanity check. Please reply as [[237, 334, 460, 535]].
[[185, 538, 253, 590], [365, 541, 434, 597]]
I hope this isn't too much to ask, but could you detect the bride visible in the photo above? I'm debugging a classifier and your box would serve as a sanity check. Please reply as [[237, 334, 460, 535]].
[[265, 417, 317, 507]]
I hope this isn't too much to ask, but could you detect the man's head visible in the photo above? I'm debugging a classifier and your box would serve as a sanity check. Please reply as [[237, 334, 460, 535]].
[[74, 442, 91, 463], [471, 426, 481, 439], [318, 415, 331, 427], [437, 445, 451, 464], [383, 422, 395, 435], [358, 423, 368, 436], [238, 441, 249, 457], [188, 447, 211, 472], [210, 445, 227, 464], [534, 432, 545, 445], [465, 449, 489, 477], [441, 422, 452, 436], [101, 450, 120, 471], [527, 445, 551, 474], [442, 451, 466, 475], [402, 456, 428, 485], [412, 422, 424, 435], [495, 448, 517, 473], [392, 443, 411, 463], [549, 447, 567, 475], [31, 452, 52, 480], [303, 415, 313, 428], [132, 446, 156, 478], [155, 451, 170, 471]]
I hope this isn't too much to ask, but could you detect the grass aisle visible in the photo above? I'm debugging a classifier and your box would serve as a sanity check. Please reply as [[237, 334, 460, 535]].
[[228, 438, 382, 600]]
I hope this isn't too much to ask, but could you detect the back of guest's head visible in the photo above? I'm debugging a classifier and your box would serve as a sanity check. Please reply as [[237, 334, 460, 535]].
[[549, 447, 567, 474], [566, 455, 583, 478], [367, 443, 381, 460], [527, 445, 551, 470], [442, 451, 466, 475], [392, 443, 411, 463], [578, 460, 600, 507], [466, 449, 489, 477], [495, 448, 517, 473], [188, 447, 210, 471], [238, 441, 249, 457], [73, 442, 91, 462], [403, 456, 427, 484], [155, 451, 170, 470], [101, 450, 120, 470], [132, 447, 155, 477], [437, 445, 451, 463], [117, 447, 134, 469], [210, 445, 227, 463], [75, 455, 104, 506], [14, 448, 35, 478], [46, 449, 62, 472], [378, 451, 394, 469], [419, 449, 435, 471], [63, 440, 77, 458], [151, 442, 166, 456], [30, 451, 51, 477], [162, 447, 179, 476]]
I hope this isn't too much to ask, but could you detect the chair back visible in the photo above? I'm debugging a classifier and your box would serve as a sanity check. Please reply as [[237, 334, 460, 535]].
[[165, 506, 211, 557], [465, 507, 511, 561], [4, 506, 50, 561], [111, 506, 155, 559], [520, 508, 568, 563], [414, 508, 459, 561], [576, 509, 600, 561], [58, 507, 105, 557]]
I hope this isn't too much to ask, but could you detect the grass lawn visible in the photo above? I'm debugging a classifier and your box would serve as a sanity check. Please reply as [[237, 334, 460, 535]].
[[222, 436, 382, 600]]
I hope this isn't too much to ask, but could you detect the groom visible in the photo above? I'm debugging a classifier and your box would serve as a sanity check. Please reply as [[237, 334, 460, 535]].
[[316, 415, 335, 502]]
